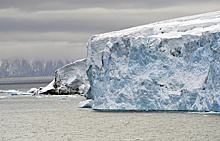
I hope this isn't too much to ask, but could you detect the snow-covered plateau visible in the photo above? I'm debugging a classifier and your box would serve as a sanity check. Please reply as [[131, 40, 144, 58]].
[[44, 11, 220, 112]]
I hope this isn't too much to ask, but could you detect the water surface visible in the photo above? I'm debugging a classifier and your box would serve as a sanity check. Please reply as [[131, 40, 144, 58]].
[[0, 77, 219, 141]]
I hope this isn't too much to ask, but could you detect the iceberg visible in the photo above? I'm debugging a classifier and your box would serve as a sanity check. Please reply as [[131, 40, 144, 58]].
[[86, 11, 220, 111], [41, 11, 220, 112], [40, 59, 90, 96]]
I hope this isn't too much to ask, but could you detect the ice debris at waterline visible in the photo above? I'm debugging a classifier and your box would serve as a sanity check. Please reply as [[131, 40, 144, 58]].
[[78, 100, 93, 108], [86, 11, 220, 112], [40, 59, 90, 95], [27, 88, 38, 94], [0, 88, 38, 96], [59, 97, 67, 100]]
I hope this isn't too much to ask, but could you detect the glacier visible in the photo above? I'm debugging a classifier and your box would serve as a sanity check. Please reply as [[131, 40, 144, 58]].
[[86, 11, 220, 111]]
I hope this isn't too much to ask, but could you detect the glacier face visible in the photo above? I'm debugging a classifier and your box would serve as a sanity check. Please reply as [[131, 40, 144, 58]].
[[86, 11, 220, 111], [40, 59, 90, 95]]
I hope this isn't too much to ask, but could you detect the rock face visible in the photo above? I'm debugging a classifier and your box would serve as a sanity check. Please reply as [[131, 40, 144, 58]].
[[40, 59, 90, 95], [86, 11, 220, 111]]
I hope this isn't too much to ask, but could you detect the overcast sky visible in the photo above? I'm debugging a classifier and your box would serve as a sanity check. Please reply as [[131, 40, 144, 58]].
[[0, 0, 220, 61]]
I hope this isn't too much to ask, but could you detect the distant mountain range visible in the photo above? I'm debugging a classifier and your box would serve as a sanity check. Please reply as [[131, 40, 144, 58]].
[[0, 59, 72, 77]]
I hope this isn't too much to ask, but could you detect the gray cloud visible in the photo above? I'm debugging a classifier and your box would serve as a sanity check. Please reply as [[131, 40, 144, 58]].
[[0, 0, 193, 11], [0, 41, 87, 61], [0, 0, 220, 61], [1, 0, 219, 11]]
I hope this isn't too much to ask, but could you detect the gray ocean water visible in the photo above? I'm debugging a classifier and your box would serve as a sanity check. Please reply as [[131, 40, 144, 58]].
[[0, 76, 219, 140], [0, 76, 54, 94]]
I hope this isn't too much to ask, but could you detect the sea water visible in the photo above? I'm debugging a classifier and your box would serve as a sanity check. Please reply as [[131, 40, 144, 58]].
[[0, 76, 53, 95], [0, 76, 219, 141]]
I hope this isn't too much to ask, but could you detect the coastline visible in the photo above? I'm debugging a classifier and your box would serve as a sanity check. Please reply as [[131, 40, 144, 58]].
[[0, 76, 54, 85]]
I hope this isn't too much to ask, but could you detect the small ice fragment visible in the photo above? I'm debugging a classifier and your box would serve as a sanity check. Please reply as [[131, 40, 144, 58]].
[[19, 91, 32, 95], [0, 96, 9, 99], [11, 91, 19, 95], [5, 90, 17, 93], [59, 97, 67, 100], [134, 138, 145, 140], [70, 94, 81, 98], [35, 95, 43, 99], [27, 88, 38, 93], [78, 99, 93, 108]]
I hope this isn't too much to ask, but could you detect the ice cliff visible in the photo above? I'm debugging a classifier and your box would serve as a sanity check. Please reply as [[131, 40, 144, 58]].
[[86, 11, 220, 111], [40, 59, 90, 95]]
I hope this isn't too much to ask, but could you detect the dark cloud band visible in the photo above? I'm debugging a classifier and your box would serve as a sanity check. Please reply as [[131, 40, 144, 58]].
[[0, 0, 219, 61]]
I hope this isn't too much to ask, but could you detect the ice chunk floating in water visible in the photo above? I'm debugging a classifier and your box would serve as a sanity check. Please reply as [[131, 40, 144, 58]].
[[40, 59, 90, 95], [86, 11, 220, 111], [78, 100, 93, 108], [27, 88, 38, 94]]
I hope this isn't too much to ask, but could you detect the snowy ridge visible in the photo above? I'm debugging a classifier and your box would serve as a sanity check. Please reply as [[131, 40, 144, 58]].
[[86, 11, 220, 111], [92, 11, 220, 40], [0, 59, 71, 77]]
